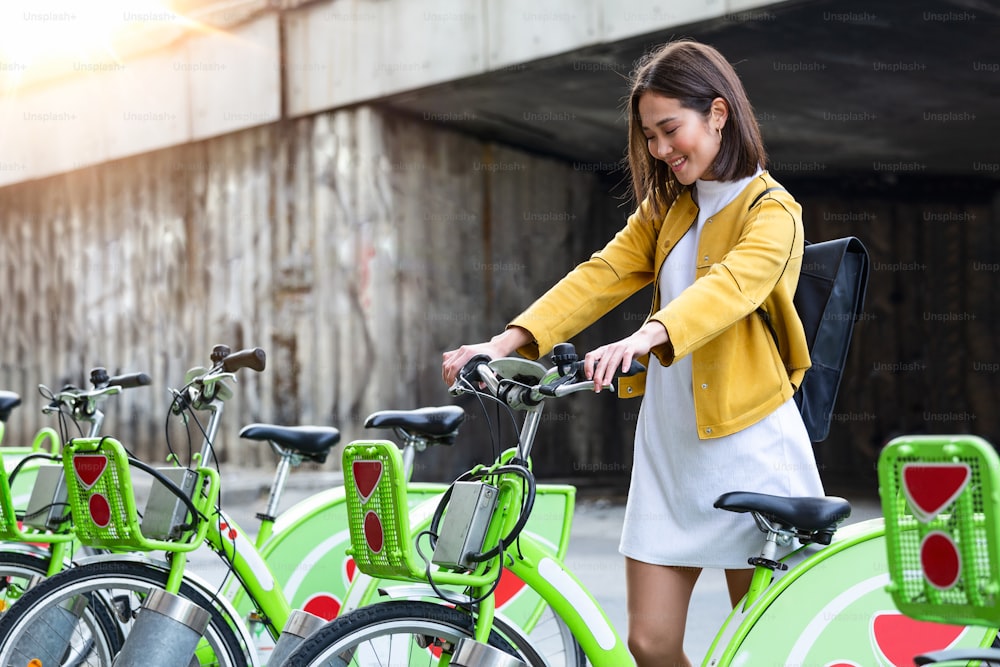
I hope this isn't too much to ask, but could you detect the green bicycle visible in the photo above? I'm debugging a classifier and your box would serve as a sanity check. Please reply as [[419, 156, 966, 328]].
[[0, 346, 272, 666], [0, 346, 578, 666], [282, 343, 997, 666], [0, 369, 150, 601]]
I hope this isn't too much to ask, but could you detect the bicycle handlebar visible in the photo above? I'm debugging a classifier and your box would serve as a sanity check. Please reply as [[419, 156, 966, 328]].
[[172, 346, 267, 414], [451, 344, 644, 406], [90, 367, 151, 389], [42, 368, 153, 416], [194, 346, 267, 385], [220, 347, 266, 373], [107, 372, 152, 389], [434, 343, 643, 576]]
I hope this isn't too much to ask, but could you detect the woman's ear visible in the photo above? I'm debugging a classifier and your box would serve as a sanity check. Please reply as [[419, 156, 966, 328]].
[[710, 97, 729, 130]]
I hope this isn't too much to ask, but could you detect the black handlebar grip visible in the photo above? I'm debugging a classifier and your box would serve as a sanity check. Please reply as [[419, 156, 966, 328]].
[[108, 372, 153, 389], [459, 354, 493, 381], [222, 347, 267, 373], [621, 358, 646, 378], [0, 392, 21, 423]]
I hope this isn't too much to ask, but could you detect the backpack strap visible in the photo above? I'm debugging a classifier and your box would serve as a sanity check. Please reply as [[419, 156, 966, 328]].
[[747, 185, 786, 211], [747, 185, 791, 354]]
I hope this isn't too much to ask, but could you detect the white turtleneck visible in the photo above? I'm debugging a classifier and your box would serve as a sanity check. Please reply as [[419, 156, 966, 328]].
[[656, 166, 763, 339]]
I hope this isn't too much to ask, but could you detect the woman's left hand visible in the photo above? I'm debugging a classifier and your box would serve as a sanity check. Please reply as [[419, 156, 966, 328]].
[[584, 322, 668, 392]]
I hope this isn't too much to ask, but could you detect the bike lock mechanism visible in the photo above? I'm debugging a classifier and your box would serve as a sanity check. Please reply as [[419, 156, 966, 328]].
[[111, 589, 211, 667]]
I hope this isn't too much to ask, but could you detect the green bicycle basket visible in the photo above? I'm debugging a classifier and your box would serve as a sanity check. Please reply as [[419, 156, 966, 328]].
[[0, 428, 73, 543], [62, 436, 218, 552], [878, 434, 1000, 627], [342, 440, 424, 581]]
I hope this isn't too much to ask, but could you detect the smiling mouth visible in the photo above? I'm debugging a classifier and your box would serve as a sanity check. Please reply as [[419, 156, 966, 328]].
[[668, 156, 686, 169]]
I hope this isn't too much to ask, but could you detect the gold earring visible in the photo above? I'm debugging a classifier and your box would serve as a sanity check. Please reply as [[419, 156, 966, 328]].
[[717, 127, 723, 141]]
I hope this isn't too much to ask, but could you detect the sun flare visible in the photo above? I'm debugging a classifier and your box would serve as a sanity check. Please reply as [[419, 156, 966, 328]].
[[0, 0, 195, 86]]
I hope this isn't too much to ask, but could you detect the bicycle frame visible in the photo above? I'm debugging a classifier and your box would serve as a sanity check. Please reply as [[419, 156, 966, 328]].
[[211, 484, 571, 663], [225, 474, 574, 656], [336, 427, 633, 664], [341, 495, 634, 663]]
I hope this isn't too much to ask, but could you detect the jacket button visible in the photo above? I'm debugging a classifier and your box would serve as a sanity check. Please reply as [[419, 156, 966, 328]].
[[703, 255, 709, 262], [706, 218, 713, 224], [701, 383, 708, 389], [626, 386, 634, 394], [705, 428, 713, 434]]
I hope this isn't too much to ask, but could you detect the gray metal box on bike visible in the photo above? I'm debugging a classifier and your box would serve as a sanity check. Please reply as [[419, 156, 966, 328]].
[[432, 481, 499, 571], [142, 468, 199, 540], [24, 464, 70, 531]]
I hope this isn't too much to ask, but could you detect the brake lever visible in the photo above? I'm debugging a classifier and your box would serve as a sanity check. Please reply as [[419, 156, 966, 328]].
[[553, 380, 605, 397], [538, 372, 581, 397], [540, 357, 645, 396]]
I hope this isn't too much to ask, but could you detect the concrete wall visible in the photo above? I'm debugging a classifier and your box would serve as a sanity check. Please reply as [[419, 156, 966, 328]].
[[0, 105, 638, 479]]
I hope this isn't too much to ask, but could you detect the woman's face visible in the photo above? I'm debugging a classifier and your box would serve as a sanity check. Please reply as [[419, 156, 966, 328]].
[[638, 92, 723, 184]]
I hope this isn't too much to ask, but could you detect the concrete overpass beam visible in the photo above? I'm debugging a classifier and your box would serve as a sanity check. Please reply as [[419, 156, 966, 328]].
[[284, 0, 784, 116]]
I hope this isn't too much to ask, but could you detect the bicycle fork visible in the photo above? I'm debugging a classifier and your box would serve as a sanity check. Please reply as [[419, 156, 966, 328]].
[[450, 595, 528, 667]]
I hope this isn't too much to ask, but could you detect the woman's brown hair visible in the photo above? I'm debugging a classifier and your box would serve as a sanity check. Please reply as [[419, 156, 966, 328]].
[[626, 40, 767, 217]]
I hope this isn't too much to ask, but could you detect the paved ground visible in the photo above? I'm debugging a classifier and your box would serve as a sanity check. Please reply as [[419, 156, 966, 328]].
[[183, 466, 883, 664]]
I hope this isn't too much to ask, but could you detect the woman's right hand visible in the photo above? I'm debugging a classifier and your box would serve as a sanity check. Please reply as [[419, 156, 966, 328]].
[[441, 327, 532, 386]]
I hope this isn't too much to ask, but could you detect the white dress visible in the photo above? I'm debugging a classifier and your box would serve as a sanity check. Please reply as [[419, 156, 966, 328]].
[[618, 170, 825, 569]]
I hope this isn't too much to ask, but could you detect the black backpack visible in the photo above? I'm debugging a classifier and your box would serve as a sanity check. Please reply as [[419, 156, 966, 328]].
[[750, 187, 871, 442]]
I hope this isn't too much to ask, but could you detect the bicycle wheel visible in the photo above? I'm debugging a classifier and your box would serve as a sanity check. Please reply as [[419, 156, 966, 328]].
[[0, 559, 246, 667], [0, 551, 123, 664], [283, 599, 557, 667]]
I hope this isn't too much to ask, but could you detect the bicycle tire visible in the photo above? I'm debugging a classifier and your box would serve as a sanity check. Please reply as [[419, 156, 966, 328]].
[[282, 599, 557, 667], [0, 559, 247, 667]]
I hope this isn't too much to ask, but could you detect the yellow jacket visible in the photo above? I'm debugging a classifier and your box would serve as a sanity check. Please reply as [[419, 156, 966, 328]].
[[509, 172, 810, 439]]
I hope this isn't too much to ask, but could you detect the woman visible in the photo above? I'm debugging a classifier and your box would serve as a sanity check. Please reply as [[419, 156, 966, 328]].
[[442, 39, 824, 667]]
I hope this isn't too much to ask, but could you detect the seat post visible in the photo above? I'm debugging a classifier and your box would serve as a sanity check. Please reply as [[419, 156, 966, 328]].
[[748, 512, 793, 570], [740, 512, 798, 610], [255, 446, 296, 545], [393, 428, 428, 482], [400, 443, 415, 481]]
